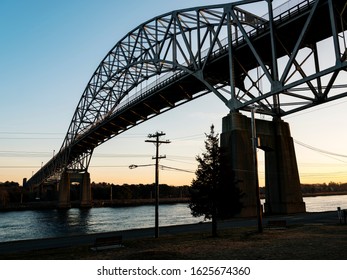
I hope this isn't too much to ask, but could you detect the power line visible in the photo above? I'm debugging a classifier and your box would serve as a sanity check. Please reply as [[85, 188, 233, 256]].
[[160, 165, 194, 173], [1, 137, 346, 160], [294, 139, 347, 163], [164, 158, 196, 165], [0, 137, 61, 140], [0, 164, 194, 171], [0, 166, 40, 169], [93, 153, 151, 158], [170, 133, 204, 141], [0, 132, 63, 135], [0, 131, 206, 140], [127, 163, 194, 173], [285, 99, 347, 119], [0, 131, 147, 137]]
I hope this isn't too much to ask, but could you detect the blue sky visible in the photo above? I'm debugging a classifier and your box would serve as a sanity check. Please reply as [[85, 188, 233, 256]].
[[1, 0, 347, 186]]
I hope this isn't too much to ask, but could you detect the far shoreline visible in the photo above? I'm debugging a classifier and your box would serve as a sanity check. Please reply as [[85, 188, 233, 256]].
[[301, 191, 347, 197], [1, 192, 347, 212], [0, 197, 190, 212]]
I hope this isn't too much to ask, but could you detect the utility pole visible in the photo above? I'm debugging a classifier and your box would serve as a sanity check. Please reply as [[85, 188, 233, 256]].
[[145, 131, 170, 238], [251, 107, 263, 233]]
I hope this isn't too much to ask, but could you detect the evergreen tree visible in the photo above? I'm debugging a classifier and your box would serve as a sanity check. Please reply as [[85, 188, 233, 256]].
[[189, 125, 243, 237]]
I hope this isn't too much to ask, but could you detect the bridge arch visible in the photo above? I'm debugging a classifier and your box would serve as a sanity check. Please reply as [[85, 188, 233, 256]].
[[29, 1, 270, 185], [27, 0, 347, 214], [65, 3, 267, 146]]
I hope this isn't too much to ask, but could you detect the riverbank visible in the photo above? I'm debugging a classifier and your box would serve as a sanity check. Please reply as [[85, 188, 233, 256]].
[[0, 197, 190, 211], [303, 191, 347, 197], [2, 191, 347, 211], [1, 211, 346, 260]]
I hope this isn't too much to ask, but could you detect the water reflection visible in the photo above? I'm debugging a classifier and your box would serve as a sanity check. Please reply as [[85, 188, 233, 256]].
[[1, 195, 347, 242], [51, 208, 92, 235]]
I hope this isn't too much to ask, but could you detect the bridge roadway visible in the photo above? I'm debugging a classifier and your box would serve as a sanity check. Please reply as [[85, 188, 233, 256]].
[[27, 0, 347, 186], [0, 211, 339, 255], [72, 0, 344, 155]]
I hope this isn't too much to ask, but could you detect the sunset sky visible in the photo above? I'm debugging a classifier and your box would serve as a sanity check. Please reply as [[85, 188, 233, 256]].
[[1, 0, 347, 187]]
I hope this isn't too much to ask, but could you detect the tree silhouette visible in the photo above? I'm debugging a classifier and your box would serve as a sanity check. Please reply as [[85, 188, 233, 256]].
[[189, 125, 243, 237]]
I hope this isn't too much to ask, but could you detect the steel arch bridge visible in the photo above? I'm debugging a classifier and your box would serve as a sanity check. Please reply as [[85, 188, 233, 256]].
[[27, 0, 347, 188]]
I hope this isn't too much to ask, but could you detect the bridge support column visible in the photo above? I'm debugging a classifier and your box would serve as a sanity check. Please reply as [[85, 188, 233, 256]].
[[58, 171, 92, 208], [262, 120, 306, 214], [80, 172, 92, 208], [58, 171, 71, 209], [221, 112, 257, 217], [220, 112, 305, 217]]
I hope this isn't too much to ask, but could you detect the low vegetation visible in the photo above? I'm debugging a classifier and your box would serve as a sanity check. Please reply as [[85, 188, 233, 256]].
[[1, 180, 347, 209]]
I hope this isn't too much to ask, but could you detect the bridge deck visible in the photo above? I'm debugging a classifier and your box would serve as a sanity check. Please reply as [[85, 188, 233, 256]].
[[73, 0, 345, 154], [28, 0, 347, 186]]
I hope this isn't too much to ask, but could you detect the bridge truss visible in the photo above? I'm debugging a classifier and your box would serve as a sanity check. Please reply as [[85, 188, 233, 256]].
[[27, 0, 347, 187]]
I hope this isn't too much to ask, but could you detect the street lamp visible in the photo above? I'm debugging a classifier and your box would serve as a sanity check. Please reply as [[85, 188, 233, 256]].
[[129, 164, 154, 169], [129, 163, 159, 237]]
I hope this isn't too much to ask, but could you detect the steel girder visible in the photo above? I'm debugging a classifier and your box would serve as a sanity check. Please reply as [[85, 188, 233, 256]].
[[27, 0, 347, 187]]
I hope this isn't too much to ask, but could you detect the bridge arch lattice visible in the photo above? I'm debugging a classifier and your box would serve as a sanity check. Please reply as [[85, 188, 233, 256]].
[[27, 0, 347, 187]]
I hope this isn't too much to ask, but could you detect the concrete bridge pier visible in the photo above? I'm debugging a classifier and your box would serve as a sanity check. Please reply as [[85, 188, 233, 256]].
[[58, 171, 71, 209], [57, 171, 92, 209], [79, 172, 92, 208], [220, 112, 305, 217]]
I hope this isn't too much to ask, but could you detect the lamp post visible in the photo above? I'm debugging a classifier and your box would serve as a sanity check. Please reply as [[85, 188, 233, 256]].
[[251, 107, 263, 233]]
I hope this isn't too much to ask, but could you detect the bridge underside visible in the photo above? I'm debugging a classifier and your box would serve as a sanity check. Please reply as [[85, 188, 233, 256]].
[[26, 0, 346, 214], [59, 0, 347, 176]]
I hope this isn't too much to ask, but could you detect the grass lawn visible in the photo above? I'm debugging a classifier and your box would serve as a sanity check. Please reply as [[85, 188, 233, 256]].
[[3, 224, 347, 260]]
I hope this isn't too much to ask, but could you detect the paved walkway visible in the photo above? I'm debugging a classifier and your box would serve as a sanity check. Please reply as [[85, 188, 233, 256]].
[[0, 211, 340, 255]]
